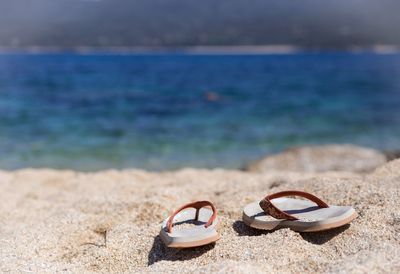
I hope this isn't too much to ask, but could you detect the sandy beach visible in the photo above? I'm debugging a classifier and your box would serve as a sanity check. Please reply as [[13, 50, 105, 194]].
[[1, 146, 399, 273]]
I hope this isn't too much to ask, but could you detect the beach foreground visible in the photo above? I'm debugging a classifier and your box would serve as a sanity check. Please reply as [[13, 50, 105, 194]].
[[1, 159, 399, 273]]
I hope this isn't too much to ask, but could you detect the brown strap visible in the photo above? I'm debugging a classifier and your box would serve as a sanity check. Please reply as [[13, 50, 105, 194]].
[[166, 201, 217, 233], [259, 190, 329, 220]]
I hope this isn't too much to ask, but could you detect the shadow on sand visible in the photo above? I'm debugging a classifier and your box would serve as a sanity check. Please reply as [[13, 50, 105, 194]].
[[300, 224, 350, 244], [233, 220, 350, 244], [147, 235, 215, 266], [232, 220, 274, 236]]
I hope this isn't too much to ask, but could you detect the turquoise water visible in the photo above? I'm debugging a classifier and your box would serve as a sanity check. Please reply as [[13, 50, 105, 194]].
[[0, 52, 400, 170]]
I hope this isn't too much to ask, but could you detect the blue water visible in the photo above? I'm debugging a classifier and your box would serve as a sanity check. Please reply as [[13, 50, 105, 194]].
[[0, 52, 400, 170]]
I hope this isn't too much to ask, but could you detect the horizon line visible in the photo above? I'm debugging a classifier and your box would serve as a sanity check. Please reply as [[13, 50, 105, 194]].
[[0, 44, 399, 55]]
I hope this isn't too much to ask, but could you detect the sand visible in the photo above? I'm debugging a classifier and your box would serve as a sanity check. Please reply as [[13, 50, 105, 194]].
[[246, 144, 387, 173], [1, 159, 399, 273]]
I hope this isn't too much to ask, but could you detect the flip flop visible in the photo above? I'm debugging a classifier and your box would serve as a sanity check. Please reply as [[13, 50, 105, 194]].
[[243, 190, 357, 232], [160, 201, 220, 248]]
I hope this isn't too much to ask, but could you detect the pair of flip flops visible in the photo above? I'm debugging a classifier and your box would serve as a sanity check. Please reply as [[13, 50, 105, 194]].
[[160, 190, 358, 248]]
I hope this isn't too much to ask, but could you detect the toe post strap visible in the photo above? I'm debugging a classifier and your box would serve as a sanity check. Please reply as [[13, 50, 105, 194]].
[[259, 190, 329, 220], [166, 201, 217, 233]]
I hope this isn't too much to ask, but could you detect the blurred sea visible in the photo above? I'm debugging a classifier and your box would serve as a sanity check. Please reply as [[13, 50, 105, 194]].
[[0, 52, 400, 170]]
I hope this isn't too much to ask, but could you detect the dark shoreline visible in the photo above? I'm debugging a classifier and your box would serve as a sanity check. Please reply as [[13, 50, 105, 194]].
[[383, 150, 400, 161]]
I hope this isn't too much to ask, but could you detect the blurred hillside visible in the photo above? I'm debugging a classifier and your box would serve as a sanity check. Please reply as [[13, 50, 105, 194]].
[[0, 0, 399, 49]]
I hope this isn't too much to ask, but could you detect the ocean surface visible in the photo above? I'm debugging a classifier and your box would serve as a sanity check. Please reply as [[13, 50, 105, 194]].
[[0, 52, 400, 171]]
